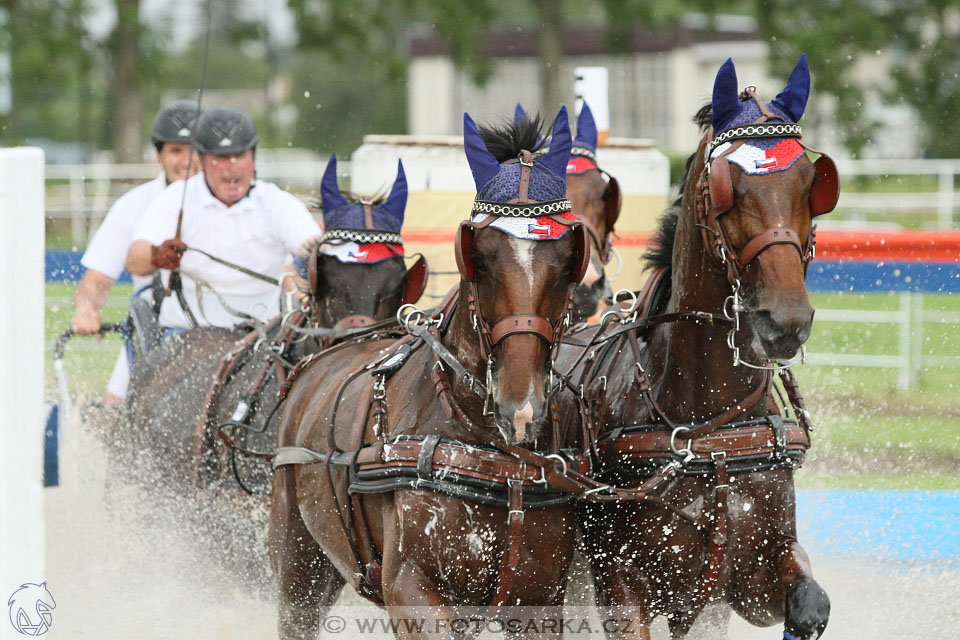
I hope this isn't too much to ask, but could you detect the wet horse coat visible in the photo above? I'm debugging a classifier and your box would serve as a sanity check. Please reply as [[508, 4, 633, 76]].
[[270, 108, 590, 639], [557, 56, 835, 639]]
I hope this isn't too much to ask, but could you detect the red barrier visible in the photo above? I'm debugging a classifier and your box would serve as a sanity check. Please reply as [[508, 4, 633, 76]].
[[403, 229, 960, 262]]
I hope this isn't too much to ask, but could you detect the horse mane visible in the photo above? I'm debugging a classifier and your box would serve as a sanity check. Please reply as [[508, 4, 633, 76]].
[[642, 103, 713, 271], [478, 116, 546, 162]]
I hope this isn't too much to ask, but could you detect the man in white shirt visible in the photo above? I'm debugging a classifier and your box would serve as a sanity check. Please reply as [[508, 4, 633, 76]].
[[71, 100, 202, 404], [126, 106, 319, 330]]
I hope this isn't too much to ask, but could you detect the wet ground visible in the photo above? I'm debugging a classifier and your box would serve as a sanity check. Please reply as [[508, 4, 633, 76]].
[[41, 417, 960, 639]]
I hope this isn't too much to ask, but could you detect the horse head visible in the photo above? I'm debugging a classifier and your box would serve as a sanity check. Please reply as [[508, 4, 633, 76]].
[[459, 106, 588, 444], [515, 102, 622, 321], [678, 55, 838, 361], [301, 155, 427, 328]]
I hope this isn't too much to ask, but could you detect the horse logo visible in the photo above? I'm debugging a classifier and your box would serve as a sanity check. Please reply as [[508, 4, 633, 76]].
[[7, 583, 55, 636]]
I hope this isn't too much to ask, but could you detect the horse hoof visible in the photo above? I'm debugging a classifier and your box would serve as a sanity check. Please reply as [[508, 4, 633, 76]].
[[784, 577, 830, 639]]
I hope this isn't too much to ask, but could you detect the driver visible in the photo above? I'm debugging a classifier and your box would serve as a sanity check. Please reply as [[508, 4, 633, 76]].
[[126, 107, 319, 331], [71, 100, 202, 405]]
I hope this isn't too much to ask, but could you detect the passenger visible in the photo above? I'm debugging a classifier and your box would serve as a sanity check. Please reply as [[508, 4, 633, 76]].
[[71, 100, 202, 405], [126, 106, 320, 332]]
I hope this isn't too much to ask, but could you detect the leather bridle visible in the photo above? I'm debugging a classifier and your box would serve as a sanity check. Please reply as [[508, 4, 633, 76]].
[[694, 89, 839, 369], [454, 150, 590, 398]]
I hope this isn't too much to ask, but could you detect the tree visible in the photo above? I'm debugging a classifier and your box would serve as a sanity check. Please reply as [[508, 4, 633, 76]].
[[110, 0, 142, 162], [754, 0, 960, 157]]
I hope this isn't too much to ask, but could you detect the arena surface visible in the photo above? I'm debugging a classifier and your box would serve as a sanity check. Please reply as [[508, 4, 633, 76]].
[[40, 416, 960, 639]]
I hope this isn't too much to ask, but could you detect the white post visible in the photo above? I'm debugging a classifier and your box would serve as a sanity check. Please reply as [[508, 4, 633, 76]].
[[937, 161, 954, 230], [897, 292, 912, 390], [574, 67, 610, 144], [0, 148, 46, 602]]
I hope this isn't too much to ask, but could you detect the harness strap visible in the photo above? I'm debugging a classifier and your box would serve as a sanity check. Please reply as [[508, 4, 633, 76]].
[[736, 227, 804, 267], [490, 314, 555, 345], [670, 454, 730, 638], [492, 480, 525, 609]]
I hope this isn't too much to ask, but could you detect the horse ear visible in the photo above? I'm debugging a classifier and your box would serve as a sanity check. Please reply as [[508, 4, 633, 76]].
[[320, 154, 347, 213], [771, 53, 810, 122], [712, 58, 741, 133], [383, 159, 407, 225], [514, 103, 528, 125], [463, 112, 500, 191], [575, 100, 598, 151], [540, 105, 572, 178]]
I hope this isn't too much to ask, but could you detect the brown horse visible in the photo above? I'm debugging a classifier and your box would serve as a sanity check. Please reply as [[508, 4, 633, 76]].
[[559, 56, 838, 639], [122, 158, 424, 498], [269, 108, 590, 638], [515, 102, 622, 322]]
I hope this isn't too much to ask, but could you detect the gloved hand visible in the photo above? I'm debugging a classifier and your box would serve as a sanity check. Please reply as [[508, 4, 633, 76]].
[[150, 238, 188, 269]]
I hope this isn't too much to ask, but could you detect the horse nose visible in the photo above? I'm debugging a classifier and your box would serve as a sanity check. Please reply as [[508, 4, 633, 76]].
[[754, 304, 814, 359], [494, 397, 546, 444]]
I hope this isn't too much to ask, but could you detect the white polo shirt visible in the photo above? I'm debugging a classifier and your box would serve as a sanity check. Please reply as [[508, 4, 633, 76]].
[[133, 173, 320, 328], [81, 172, 167, 292]]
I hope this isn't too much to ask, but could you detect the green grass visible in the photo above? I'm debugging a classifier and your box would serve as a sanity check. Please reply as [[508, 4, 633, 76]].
[[46, 282, 132, 397], [44, 285, 960, 490], [797, 472, 960, 490]]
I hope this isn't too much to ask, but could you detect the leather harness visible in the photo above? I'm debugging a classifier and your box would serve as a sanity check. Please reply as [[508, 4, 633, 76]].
[[262, 129, 822, 618]]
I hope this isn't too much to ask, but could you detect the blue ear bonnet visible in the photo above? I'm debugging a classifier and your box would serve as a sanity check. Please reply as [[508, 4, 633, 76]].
[[573, 101, 598, 154], [320, 154, 407, 233], [476, 163, 567, 202], [465, 106, 572, 203], [710, 54, 810, 155]]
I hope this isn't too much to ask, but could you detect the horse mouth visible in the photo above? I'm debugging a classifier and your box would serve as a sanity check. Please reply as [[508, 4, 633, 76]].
[[751, 309, 813, 361], [493, 401, 544, 445]]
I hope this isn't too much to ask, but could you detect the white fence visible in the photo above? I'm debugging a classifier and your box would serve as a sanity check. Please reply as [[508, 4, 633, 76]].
[[807, 292, 960, 389], [833, 158, 960, 229]]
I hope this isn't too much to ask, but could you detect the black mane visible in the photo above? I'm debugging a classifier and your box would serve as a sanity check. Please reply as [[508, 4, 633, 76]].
[[478, 116, 546, 162], [642, 103, 713, 271]]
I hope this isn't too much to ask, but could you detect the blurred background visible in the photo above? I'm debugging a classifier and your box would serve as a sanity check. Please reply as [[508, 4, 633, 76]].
[[3, 2, 959, 637]]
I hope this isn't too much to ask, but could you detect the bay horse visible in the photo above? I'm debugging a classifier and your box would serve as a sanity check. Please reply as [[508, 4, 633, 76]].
[[121, 155, 426, 497], [516, 102, 622, 322], [269, 107, 591, 638], [559, 55, 838, 639]]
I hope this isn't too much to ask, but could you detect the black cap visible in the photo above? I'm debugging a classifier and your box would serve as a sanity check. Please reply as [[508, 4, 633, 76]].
[[193, 107, 259, 155], [151, 100, 202, 145]]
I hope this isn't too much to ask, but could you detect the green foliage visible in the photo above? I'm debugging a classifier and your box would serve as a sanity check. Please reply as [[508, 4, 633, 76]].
[[754, 0, 960, 158], [288, 49, 406, 156], [0, 0, 106, 146]]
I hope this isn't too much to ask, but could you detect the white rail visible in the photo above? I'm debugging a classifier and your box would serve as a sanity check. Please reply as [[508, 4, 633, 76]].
[[808, 293, 959, 389]]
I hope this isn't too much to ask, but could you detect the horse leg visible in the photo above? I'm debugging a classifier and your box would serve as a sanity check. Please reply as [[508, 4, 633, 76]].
[[270, 466, 345, 640], [778, 542, 830, 640], [733, 538, 829, 640], [589, 565, 654, 640], [682, 603, 730, 639]]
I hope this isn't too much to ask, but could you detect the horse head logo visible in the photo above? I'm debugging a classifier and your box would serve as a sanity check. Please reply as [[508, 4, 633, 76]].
[[7, 583, 55, 636]]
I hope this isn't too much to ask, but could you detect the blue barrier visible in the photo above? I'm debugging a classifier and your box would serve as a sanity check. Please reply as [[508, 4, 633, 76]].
[[46, 250, 959, 293], [797, 490, 960, 561], [46, 250, 131, 283], [807, 261, 960, 293]]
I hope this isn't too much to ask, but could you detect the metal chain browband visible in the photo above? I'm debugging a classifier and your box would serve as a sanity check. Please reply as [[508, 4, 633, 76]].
[[570, 146, 597, 161], [471, 199, 573, 218], [705, 123, 802, 160], [318, 228, 404, 245]]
